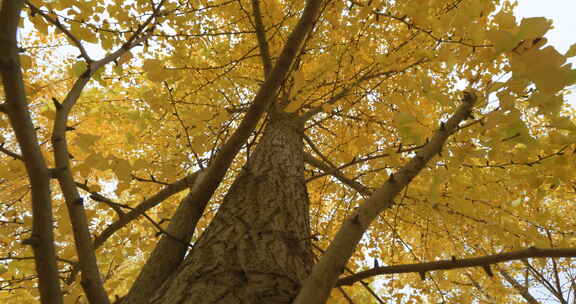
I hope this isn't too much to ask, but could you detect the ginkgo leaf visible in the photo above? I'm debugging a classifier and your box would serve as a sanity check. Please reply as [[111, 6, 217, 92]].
[[84, 153, 108, 170], [70, 61, 87, 78], [112, 158, 132, 183], [74, 133, 101, 152], [566, 43, 576, 57], [518, 17, 552, 40], [143, 59, 167, 82], [20, 55, 32, 71], [284, 99, 305, 113], [485, 30, 518, 54]]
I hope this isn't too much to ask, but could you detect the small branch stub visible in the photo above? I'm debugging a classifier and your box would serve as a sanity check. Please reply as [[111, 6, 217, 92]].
[[482, 265, 494, 277], [22, 235, 41, 247], [419, 271, 426, 281], [48, 166, 67, 179], [52, 97, 62, 110], [462, 90, 477, 104]]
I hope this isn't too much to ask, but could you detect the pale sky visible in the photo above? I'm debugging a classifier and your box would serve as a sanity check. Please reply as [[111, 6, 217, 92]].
[[514, 1, 576, 106], [515, 1, 576, 54]]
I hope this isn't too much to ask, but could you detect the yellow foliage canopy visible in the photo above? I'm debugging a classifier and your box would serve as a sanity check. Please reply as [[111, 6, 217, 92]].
[[1, 0, 576, 303]]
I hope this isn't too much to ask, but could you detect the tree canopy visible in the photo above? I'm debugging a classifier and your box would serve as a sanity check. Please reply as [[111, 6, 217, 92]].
[[1, 0, 576, 303]]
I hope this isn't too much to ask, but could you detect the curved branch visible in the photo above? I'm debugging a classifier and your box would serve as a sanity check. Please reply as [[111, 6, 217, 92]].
[[93, 172, 200, 249], [295, 91, 477, 304], [338, 247, 576, 286]]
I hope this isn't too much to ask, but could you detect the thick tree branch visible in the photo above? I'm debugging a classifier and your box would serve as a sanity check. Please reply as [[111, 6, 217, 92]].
[[304, 152, 371, 196], [121, 179, 207, 304], [123, 1, 324, 303], [44, 2, 166, 302], [251, 0, 272, 78], [338, 247, 576, 286], [313, 244, 385, 304], [0, 0, 63, 303], [63, 173, 199, 286], [295, 91, 477, 304]]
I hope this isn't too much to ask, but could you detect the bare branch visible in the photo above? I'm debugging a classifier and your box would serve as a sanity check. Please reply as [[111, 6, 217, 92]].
[[304, 152, 371, 197], [93, 172, 200, 249], [499, 268, 541, 304], [338, 247, 576, 286], [0, 144, 23, 160], [75, 183, 126, 217], [301, 59, 427, 121], [251, 0, 272, 77]]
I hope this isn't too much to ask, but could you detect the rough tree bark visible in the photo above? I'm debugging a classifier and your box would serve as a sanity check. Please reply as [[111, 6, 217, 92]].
[[150, 111, 314, 304]]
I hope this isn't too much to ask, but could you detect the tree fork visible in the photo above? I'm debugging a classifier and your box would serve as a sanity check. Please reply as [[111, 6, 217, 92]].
[[151, 112, 314, 303]]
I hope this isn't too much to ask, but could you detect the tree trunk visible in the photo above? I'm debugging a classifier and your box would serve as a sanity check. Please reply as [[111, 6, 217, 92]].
[[151, 112, 314, 304]]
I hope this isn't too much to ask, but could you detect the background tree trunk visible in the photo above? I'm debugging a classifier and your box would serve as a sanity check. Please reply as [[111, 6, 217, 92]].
[[151, 111, 314, 304]]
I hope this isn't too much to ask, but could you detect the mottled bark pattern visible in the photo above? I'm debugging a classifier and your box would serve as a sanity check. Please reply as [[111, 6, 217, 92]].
[[152, 112, 313, 304]]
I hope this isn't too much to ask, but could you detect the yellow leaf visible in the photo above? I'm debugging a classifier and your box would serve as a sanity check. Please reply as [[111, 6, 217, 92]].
[[132, 158, 149, 170], [566, 43, 576, 57], [20, 55, 32, 71], [88, 184, 101, 192], [118, 51, 133, 65], [112, 158, 132, 182], [23, 216, 32, 227], [518, 17, 552, 40], [69, 61, 87, 78], [84, 153, 108, 170], [143, 59, 167, 82], [292, 70, 306, 93], [485, 30, 517, 54], [74, 133, 101, 152]]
